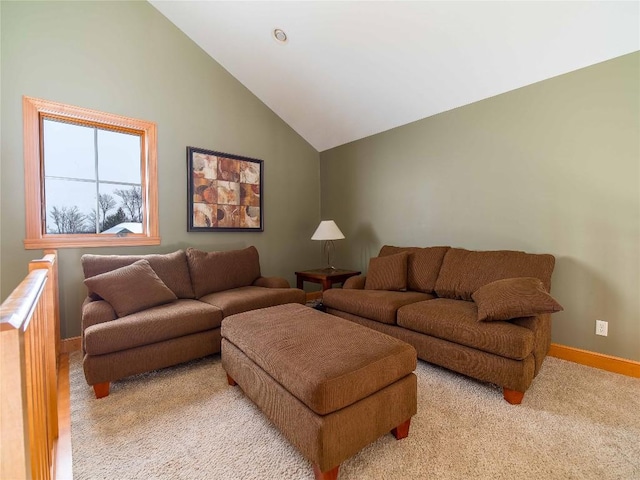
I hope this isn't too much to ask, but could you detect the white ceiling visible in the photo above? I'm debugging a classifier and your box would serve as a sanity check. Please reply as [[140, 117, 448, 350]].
[[150, 1, 639, 152]]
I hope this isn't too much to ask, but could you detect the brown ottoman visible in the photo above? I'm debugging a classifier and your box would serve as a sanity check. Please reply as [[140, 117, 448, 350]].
[[221, 303, 417, 480]]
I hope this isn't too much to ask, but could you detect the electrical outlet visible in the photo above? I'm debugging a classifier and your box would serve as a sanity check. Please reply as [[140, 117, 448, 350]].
[[595, 320, 608, 336]]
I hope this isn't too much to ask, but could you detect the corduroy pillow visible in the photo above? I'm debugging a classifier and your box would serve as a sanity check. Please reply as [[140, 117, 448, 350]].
[[186, 246, 261, 298], [434, 248, 556, 301], [378, 245, 449, 293], [365, 252, 409, 291], [83, 259, 177, 317], [472, 277, 563, 322], [81, 250, 195, 299]]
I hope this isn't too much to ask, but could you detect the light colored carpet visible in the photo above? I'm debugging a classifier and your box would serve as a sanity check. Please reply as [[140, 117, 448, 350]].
[[69, 352, 640, 479]]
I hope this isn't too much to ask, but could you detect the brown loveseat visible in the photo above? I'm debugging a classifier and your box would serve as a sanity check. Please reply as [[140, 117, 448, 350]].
[[81, 246, 305, 398], [323, 246, 563, 404]]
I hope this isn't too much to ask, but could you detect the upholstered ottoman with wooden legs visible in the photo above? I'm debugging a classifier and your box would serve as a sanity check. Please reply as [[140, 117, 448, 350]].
[[221, 303, 417, 480]]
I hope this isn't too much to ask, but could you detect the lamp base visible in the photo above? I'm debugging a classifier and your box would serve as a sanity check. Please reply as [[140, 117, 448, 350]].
[[323, 240, 337, 271], [320, 266, 337, 272]]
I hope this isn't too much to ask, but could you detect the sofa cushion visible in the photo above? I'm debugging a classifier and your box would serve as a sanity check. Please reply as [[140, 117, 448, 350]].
[[434, 248, 556, 301], [397, 298, 535, 360], [82, 250, 195, 299], [365, 252, 408, 291], [83, 299, 223, 356], [323, 288, 434, 325], [379, 246, 449, 293], [83, 260, 178, 318], [252, 276, 290, 288], [186, 246, 261, 298], [472, 277, 564, 322], [200, 286, 305, 317]]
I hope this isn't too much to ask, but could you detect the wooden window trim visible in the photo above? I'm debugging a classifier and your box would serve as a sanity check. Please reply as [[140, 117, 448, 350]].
[[23, 96, 160, 249]]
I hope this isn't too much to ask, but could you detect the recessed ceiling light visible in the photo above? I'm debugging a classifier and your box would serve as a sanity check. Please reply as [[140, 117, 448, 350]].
[[273, 28, 288, 44]]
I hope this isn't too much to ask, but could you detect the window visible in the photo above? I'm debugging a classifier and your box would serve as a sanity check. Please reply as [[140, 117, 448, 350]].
[[23, 96, 159, 248]]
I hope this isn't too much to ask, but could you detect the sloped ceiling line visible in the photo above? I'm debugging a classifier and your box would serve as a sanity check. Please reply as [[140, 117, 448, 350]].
[[150, 1, 639, 152]]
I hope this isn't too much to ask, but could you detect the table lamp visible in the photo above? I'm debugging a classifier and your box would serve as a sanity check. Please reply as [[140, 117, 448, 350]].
[[311, 220, 345, 270]]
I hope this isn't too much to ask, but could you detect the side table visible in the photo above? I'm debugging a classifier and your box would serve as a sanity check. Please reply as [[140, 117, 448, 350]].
[[295, 268, 361, 292]]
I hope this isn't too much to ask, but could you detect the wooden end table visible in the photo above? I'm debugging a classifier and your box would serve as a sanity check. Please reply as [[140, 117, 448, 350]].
[[295, 268, 361, 292]]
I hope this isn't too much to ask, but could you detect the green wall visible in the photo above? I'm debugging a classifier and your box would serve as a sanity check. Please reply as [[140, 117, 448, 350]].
[[0, 1, 320, 338], [2, 1, 638, 362], [320, 52, 640, 361]]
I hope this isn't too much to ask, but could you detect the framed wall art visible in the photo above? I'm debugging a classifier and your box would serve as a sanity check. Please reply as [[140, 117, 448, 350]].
[[187, 146, 263, 232]]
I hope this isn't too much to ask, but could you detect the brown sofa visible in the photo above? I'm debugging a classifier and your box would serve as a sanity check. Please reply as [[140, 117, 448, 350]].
[[323, 246, 563, 404], [81, 246, 305, 398]]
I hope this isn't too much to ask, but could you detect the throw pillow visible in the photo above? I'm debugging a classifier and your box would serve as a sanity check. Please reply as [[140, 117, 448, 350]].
[[186, 246, 261, 298], [378, 245, 449, 293], [472, 277, 563, 322], [83, 259, 177, 317], [365, 252, 409, 291], [81, 250, 195, 299]]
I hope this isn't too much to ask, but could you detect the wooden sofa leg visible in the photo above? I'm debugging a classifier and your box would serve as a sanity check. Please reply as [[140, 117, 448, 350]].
[[93, 382, 110, 399], [503, 388, 525, 405], [313, 464, 339, 480], [226, 374, 237, 386], [391, 418, 411, 440]]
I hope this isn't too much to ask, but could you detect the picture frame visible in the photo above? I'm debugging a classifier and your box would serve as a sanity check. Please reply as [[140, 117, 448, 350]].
[[187, 146, 263, 232]]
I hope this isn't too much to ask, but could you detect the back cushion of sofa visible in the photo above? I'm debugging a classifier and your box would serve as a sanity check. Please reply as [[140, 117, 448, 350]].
[[434, 248, 556, 301], [379, 245, 449, 293], [186, 246, 261, 298], [81, 250, 195, 299]]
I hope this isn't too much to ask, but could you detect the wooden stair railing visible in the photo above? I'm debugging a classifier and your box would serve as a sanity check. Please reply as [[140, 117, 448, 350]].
[[1, 250, 60, 479]]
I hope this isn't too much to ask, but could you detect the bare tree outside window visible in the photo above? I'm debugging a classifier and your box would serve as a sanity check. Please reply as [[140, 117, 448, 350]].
[[98, 193, 117, 230], [47, 187, 143, 234], [114, 187, 143, 223], [49, 206, 89, 234]]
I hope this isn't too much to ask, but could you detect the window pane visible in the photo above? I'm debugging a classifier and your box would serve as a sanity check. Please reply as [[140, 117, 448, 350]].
[[45, 178, 97, 234], [97, 129, 141, 184], [43, 119, 95, 180], [99, 183, 143, 232]]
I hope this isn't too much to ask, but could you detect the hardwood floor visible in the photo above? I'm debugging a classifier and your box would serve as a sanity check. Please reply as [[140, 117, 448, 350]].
[[55, 354, 73, 480]]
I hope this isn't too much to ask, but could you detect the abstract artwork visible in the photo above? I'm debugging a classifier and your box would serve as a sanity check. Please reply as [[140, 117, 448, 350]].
[[187, 147, 263, 232]]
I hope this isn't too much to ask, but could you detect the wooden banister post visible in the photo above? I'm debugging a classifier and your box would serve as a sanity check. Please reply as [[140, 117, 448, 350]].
[[1, 250, 60, 480]]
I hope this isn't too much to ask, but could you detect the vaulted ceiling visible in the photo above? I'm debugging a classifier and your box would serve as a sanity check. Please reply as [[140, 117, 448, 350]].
[[150, 1, 639, 152]]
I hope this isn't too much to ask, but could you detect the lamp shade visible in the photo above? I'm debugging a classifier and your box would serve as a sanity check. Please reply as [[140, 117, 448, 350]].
[[311, 220, 345, 241]]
